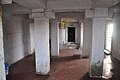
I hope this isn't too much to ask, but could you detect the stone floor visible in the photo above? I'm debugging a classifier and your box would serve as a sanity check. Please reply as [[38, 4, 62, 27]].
[[6, 49, 120, 80]]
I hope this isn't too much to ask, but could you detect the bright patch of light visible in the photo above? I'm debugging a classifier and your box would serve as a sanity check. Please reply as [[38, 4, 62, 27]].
[[105, 23, 113, 51]]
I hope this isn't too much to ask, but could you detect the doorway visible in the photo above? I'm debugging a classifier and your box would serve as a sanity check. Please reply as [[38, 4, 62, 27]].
[[68, 27, 75, 42], [105, 23, 113, 52]]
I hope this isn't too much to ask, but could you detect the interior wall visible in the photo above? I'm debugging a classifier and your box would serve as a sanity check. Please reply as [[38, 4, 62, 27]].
[[83, 18, 92, 57], [3, 14, 31, 64], [22, 15, 31, 55], [112, 12, 120, 59]]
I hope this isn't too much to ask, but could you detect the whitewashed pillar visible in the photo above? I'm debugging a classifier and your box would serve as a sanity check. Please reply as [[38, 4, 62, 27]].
[[85, 8, 108, 77], [30, 10, 55, 75], [90, 18, 106, 77], [34, 18, 50, 75]]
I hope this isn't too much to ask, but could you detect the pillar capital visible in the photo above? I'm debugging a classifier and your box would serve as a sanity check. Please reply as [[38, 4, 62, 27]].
[[29, 9, 55, 19]]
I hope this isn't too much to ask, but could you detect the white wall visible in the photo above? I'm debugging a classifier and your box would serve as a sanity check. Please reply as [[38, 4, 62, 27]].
[[22, 15, 31, 56], [83, 18, 92, 57], [3, 14, 31, 64]]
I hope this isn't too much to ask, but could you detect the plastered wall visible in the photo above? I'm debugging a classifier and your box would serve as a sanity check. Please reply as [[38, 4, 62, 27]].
[[3, 14, 31, 64], [112, 12, 120, 60]]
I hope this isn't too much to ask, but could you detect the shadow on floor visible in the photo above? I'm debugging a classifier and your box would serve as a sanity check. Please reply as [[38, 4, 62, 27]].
[[51, 54, 81, 62]]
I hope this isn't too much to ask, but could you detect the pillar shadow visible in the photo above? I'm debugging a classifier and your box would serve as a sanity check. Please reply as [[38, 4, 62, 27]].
[[51, 54, 82, 62]]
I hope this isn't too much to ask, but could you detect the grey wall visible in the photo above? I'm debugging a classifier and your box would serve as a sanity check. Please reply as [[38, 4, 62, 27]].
[[112, 12, 120, 59], [22, 15, 31, 56], [83, 18, 92, 57], [50, 19, 59, 56], [3, 14, 31, 64], [75, 23, 81, 45]]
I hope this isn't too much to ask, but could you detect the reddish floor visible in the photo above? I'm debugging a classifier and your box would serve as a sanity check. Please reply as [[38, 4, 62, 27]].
[[6, 49, 119, 80], [7, 49, 90, 80], [59, 49, 82, 57]]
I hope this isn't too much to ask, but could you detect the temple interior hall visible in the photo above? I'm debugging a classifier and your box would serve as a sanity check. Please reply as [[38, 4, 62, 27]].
[[0, 0, 120, 80]]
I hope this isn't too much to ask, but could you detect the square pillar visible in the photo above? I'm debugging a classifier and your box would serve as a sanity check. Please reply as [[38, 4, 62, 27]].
[[86, 8, 108, 77], [0, 4, 6, 80], [34, 18, 50, 75], [50, 19, 59, 56], [90, 18, 106, 77]]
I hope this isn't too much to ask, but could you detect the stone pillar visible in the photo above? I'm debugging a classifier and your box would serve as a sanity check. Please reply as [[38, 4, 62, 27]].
[[30, 9, 55, 75], [0, 3, 6, 80], [34, 18, 50, 75], [85, 8, 108, 77], [50, 19, 59, 56], [90, 18, 106, 77]]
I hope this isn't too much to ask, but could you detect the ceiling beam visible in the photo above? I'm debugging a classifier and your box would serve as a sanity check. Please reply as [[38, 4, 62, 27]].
[[91, 0, 114, 8], [3, 2, 31, 14], [12, 0, 47, 9], [47, 0, 91, 11], [56, 12, 84, 19], [1, 0, 12, 4]]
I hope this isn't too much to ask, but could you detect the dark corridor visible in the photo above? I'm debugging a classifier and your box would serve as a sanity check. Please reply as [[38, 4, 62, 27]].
[[68, 27, 75, 42]]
